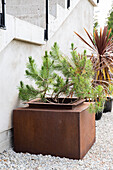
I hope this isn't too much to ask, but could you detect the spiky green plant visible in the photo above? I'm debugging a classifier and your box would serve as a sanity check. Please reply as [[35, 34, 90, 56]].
[[74, 26, 113, 94]]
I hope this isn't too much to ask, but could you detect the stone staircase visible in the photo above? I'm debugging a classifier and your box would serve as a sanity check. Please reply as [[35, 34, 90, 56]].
[[6, 0, 95, 40], [0, 0, 97, 54], [49, 0, 81, 38]]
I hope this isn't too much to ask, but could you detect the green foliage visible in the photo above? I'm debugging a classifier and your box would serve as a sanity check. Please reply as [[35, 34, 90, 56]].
[[93, 21, 99, 30], [107, 7, 113, 37], [94, 21, 99, 29], [19, 42, 106, 113], [74, 27, 113, 94], [19, 51, 56, 101], [19, 81, 39, 101]]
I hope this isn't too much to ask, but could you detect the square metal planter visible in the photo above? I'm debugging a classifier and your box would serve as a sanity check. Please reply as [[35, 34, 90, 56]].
[[13, 101, 95, 159]]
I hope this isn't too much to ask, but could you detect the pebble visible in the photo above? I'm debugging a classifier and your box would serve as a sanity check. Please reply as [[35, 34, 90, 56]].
[[0, 112, 113, 170]]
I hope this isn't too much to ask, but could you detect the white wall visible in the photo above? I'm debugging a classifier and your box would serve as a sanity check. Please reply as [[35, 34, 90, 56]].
[[0, 0, 94, 151], [46, 0, 94, 54]]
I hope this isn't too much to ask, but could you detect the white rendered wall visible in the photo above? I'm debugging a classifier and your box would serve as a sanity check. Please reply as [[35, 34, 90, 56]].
[[47, 0, 94, 54], [0, 0, 94, 151]]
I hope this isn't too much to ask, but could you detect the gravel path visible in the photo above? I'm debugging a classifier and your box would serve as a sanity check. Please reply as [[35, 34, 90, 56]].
[[0, 112, 113, 170]]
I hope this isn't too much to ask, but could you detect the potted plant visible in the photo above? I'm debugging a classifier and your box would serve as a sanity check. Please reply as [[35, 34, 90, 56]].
[[13, 43, 105, 159], [74, 26, 113, 119]]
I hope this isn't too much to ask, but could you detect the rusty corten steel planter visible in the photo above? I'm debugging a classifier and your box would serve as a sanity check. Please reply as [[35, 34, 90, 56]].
[[13, 99, 95, 160]]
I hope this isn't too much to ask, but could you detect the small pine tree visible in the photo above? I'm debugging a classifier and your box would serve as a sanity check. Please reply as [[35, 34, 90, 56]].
[[19, 42, 106, 113]]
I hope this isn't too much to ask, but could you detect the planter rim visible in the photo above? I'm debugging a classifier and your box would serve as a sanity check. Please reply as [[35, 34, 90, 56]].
[[27, 98, 85, 106], [26, 98, 86, 110], [14, 102, 91, 113]]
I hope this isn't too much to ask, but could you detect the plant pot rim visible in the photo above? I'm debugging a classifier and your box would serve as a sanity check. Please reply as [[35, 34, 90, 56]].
[[27, 98, 85, 105], [26, 98, 86, 110]]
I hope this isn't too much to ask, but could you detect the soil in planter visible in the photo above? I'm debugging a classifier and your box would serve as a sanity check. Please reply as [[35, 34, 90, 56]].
[[46, 97, 78, 103], [30, 97, 78, 104]]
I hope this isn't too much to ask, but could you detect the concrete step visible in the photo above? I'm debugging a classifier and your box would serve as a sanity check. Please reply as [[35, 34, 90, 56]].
[[49, 0, 57, 17], [0, 14, 45, 53], [6, 0, 80, 30], [57, 0, 67, 9], [6, 0, 46, 29], [49, 0, 81, 39], [6, 0, 97, 41]]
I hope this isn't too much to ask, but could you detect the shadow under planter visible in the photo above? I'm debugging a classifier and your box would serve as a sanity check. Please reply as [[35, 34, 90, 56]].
[[13, 99, 95, 160]]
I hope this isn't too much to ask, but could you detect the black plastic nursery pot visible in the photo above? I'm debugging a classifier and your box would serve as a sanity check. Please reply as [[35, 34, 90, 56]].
[[95, 97, 112, 121], [95, 112, 102, 121], [103, 97, 112, 113]]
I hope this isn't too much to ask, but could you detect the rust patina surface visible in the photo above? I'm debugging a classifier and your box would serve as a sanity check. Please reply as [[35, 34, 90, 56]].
[[13, 101, 95, 159]]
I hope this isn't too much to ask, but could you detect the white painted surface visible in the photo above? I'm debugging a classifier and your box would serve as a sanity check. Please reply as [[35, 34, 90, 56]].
[[0, 0, 95, 151], [0, 129, 13, 152], [57, 0, 67, 9], [48, 0, 94, 54], [49, 0, 81, 38], [49, 1, 57, 17], [0, 14, 45, 53], [94, 0, 112, 28], [89, 0, 97, 6]]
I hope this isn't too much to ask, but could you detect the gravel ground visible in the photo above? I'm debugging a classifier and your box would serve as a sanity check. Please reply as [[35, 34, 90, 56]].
[[0, 112, 113, 170]]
